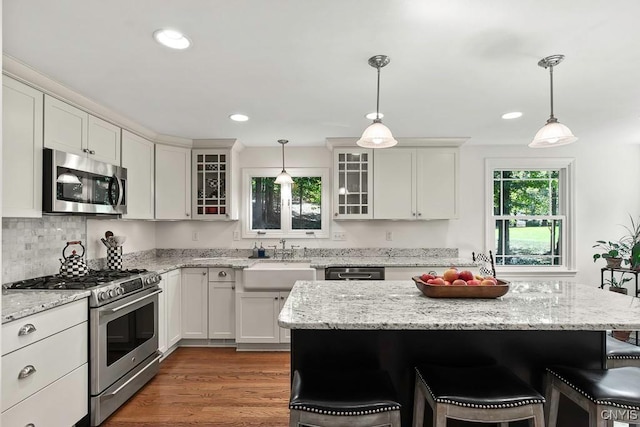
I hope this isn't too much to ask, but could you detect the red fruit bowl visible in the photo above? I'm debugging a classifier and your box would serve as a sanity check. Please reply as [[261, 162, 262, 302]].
[[412, 276, 510, 299]]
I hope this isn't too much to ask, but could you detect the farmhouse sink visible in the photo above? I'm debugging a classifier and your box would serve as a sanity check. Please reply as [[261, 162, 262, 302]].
[[244, 261, 316, 290]]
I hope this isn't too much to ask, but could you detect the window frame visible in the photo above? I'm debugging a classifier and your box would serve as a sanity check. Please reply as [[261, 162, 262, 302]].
[[484, 158, 576, 275], [242, 167, 330, 239]]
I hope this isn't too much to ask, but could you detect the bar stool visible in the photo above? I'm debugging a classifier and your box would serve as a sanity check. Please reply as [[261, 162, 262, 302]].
[[413, 364, 546, 426], [606, 335, 640, 368], [289, 369, 401, 427], [545, 366, 640, 427]]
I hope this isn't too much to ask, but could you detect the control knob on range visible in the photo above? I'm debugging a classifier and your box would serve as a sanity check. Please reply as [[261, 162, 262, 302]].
[[108, 289, 118, 298], [116, 287, 124, 296], [98, 291, 108, 301]]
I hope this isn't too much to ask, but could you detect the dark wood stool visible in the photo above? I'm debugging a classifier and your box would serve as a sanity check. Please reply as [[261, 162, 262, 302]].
[[413, 364, 545, 427], [289, 369, 401, 427], [545, 366, 640, 427], [607, 335, 640, 368]]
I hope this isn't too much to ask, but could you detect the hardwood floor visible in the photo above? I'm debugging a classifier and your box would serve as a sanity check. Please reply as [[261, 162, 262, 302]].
[[102, 348, 291, 427]]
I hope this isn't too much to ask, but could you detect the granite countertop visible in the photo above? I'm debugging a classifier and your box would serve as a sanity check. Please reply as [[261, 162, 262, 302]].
[[2, 290, 91, 324], [278, 280, 640, 331], [123, 256, 474, 274]]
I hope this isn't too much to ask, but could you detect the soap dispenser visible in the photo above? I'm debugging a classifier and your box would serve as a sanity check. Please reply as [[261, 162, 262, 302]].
[[258, 243, 266, 258], [252, 242, 259, 258]]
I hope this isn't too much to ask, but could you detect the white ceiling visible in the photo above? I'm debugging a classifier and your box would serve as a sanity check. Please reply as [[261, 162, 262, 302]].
[[4, 0, 640, 147]]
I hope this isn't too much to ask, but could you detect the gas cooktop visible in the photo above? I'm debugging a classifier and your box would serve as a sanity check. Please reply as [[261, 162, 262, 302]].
[[5, 269, 150, 290]]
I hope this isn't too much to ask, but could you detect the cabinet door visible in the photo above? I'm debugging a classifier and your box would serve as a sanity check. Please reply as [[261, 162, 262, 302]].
[[87, 115, 121, 164], [155, 144, 191, 220], [236, 292, 280, 343], [208, 282, 235, 339], [166, 269, 182, 348], [278, 292, 291, 343], [181, 268, 208, 339], [333, 148, 373, 219], [416, 148, 458, 219], [122, 130, 155, 219], [158, 274, 168, 355], [192, 149, 232, 220], [44, 94, 88, 156], [373, 149, 415, 219], [2, 76, 43, 218]]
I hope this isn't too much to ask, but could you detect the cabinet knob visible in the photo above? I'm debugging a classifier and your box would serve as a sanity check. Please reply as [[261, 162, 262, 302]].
[[274, 297, 278, 300], [202, 272, 207, 276], [186, 213, 190, 217], [334, 213, 338, 217], [82, 148, 89, 153], [418, 213, 422, 217], [18, 365, 37, 380], [89, 149, 96, 155], [218, 271, 227, 277], [280, 296, 284, 300], [232, 284, 235, 290], [412, 212, 416, 216], [18, 323, 37, 336]]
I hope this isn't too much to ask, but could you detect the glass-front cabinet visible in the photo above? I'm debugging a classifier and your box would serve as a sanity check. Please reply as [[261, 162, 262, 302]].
[[333, 147, 373, 219], [192, 149, 233, 219]]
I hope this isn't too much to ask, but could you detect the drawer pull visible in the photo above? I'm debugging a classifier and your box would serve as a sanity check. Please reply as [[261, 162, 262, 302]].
[[18, 365, 37, 380], [26, 424, 35, 427], [18, 323, 37, 336], [218, 271, 227, 277]]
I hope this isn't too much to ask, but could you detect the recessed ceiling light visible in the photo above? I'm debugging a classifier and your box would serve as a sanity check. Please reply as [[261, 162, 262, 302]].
[[502, 111, 523, 120], [365, 112, 384, 120], [229, 114, 249, 122], [153, 29, 191, 50]]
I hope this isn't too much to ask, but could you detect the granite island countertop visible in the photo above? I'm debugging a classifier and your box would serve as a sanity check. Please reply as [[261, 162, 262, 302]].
[[278, 280, 640, 331], [2, 289, 91, 324], [122, 256, 475, 274]]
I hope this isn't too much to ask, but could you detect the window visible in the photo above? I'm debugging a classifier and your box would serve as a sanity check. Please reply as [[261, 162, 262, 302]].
[[486, 158, 575, 271], [244, 168, 329, 238]]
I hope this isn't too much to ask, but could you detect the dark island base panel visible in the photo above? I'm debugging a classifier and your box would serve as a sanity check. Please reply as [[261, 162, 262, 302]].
[[291, 329, 605, 427]]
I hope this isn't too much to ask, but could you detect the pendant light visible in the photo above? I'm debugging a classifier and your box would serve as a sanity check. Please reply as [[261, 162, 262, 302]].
[[357, 55, 398, 149], [529, 54, 577, 148], [275, 139, 293, 185]]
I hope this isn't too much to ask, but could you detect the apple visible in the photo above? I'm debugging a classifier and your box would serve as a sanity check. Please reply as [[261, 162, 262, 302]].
[[467, 279, 481, 286], [480, 279, 496, 286], [430, 277, 445, 286], [443, 280, 452, 286], [452, 279, 467, 286], [442, 268, 460, 282], [483, 276, 498, 285], [474, 274, 484, 281], [458, 270, 474, 281], [420, 273, 435, 282]]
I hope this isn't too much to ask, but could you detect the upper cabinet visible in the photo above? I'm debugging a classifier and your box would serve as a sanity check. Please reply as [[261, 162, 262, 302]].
[[155, 144, 191, 220], [2, 76, 44, 218], [373, 147, 459, 220], [121, 130, 155, 219], [44, 95, 121, 165], [332, 148, 373, 219], [192, 149, 237, 220]]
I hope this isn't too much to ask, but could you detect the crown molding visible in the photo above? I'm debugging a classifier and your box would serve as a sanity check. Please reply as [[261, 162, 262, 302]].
[[3, 54, 194, 147], [325, 137, 469, 149]]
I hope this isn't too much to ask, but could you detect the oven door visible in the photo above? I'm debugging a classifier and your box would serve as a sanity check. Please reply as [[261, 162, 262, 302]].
[[90, 286, 160, 395]]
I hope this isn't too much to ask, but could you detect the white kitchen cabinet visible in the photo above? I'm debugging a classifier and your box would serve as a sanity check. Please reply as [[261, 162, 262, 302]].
[[87, 114, 121, 164], [2, 76, 43, 218], [158, 274, 167, 355], [181, 268, 209, 339], [373, 147, 459, 220], [208, 268, 236, 339], [155, 144, 191, 220], [44, 95, 121, 164], [121, 130, 155, 219], [192, 149, 239, 220], [236, 291, 289, 344], [279, 292, 291, 343], [1, 299, 88, 426], [333, 147, 373, 219], [166, 269, 182, 349]]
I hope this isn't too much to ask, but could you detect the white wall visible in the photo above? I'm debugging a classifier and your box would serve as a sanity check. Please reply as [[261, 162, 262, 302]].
[[153, 141, 640, 287], [86, 219, 156, 260]]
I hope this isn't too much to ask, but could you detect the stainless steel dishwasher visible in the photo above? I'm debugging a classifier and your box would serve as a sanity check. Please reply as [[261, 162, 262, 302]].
[[325, 266, 385, 280]]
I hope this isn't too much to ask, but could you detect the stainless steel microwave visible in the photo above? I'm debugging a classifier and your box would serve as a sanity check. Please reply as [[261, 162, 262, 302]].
[[43, 148, 127, 215]]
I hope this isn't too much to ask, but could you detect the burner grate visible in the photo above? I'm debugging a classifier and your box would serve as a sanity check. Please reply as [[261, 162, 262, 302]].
[[5, 269, 149, 290]]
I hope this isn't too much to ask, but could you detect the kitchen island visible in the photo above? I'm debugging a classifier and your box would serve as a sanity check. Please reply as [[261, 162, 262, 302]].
[[279, 280, 640, 426]]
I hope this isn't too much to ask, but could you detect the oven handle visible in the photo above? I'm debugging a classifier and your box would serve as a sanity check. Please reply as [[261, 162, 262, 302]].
[[109, 289, 162, 313], [107, 352, 162, 397]]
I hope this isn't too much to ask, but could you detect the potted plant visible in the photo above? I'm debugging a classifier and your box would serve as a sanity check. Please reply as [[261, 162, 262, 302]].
[[603, 275, 631, 295], [592, 240, 628, 268], [620, 213, 640, 269]]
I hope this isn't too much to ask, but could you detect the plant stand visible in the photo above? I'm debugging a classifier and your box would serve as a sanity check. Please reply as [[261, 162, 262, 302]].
[[601, 267, 639, 346]]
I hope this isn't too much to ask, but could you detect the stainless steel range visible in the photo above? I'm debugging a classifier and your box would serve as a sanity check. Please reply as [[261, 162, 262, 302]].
[[6, 269, 162, 426]]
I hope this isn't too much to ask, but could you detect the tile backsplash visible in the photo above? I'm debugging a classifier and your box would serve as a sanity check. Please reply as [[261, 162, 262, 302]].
[[2, 216, 87, 284]]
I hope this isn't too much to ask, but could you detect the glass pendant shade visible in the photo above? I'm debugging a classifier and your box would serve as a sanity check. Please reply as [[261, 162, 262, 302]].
[[357, 121, 398, 148], [275, 171, 293, 185], [529, 120, 577, 148]]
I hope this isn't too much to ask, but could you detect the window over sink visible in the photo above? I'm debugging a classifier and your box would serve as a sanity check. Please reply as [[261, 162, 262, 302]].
[[243, 168, 329, 238], [486, 158, 575, 273]]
